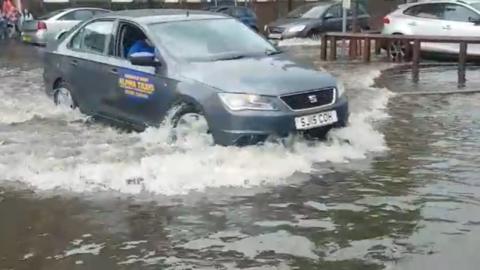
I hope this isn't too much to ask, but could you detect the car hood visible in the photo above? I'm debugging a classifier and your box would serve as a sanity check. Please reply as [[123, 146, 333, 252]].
[[180, 55, 337, 96], [269, 18, 315, 28]]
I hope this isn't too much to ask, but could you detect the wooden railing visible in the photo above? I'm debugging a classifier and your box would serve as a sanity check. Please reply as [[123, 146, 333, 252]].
[[320, 32, 480, 85]]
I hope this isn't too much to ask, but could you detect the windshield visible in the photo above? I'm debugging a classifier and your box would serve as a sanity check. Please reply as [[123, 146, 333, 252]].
[[287, 4, 328, 19], [149, 19, 278, 61], [38, 9, 66, 20]]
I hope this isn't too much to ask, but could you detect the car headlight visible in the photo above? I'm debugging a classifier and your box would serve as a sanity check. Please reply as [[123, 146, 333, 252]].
[[287, 25, 306, 33], [218, 93, 278, 111], [336, 81, 346, 97]]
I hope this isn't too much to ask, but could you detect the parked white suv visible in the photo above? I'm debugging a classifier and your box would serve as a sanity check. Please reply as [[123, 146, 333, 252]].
[[382, 0, 480, 56]]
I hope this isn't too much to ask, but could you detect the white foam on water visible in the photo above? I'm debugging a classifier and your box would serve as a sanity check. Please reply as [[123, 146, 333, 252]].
[[0, 68, 87, 124], [0, 64, 393, 196], [278, 38, 322, 47], [181, 230, 319, 260], [55, 243, 105, 259]]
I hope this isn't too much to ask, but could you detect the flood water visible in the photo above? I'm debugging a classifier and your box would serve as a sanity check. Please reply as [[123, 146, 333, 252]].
[[1, 40, 480, 270]]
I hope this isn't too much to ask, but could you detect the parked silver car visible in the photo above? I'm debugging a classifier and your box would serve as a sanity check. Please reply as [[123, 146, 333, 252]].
[[382, 0, 480, 57], [21, 8, 110, 46]]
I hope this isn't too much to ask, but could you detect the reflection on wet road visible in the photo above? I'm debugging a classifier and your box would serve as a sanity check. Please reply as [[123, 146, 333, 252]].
[[1, 40, 480, 270]]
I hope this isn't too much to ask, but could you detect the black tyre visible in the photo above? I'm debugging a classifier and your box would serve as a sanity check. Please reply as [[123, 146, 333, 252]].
[[388, 34, 412, 61]]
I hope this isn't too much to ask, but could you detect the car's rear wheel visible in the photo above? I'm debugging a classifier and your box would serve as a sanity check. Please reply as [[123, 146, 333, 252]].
[[169, 103, 214, 146], [388, 34, 412, 61], [53, 83, 77, 110]]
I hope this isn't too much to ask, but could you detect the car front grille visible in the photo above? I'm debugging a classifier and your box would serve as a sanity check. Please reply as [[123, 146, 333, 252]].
[[280, 88, 336, 110]]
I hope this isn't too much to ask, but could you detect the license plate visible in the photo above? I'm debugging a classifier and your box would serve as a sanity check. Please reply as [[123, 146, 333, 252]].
[[295, 110, 338, 130], [22, 35, 32, 42], [268, 33, 282, 40]]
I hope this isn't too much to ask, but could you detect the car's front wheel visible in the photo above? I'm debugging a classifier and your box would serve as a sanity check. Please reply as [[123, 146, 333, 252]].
[[307, 30, 322, 40], [168, 103, 214, 146], [53, 82, 77, 110]]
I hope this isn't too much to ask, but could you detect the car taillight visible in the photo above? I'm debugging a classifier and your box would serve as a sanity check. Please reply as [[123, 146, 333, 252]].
[[37, 21, 47, 30], [383, 17, 390, 25]]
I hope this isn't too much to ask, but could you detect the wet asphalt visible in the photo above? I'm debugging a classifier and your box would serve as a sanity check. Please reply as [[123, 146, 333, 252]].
[[1, 39, 480, 270]]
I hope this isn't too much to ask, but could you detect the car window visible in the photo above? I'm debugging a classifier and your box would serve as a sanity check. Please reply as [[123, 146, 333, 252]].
[[94, 10, 109, 16], [347, 5, 368, 16], [232, 7, 255, 18], [326, 5, 342, 18], [441, 4, 480, 22], [287, 4, 329, 19], [60, 10, 95, 21], [149, 18, 277, 61], [404, 4, 444, 19], [69, 20, 114, 54], [38, 9, 66, 20]]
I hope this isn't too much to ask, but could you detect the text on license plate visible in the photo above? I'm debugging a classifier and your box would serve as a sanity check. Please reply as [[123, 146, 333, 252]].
[[22, 36, 32, 42], [295, 110, 338, 130]]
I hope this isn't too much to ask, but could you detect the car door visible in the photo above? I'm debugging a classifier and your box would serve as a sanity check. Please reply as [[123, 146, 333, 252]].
[[322, 4, 343, 32], [63, 19, 116, 115], [436, 3, 480, 54], [439, 3, 480, 34], [403, 3, 446, 35], [100, 21, 173, 127]]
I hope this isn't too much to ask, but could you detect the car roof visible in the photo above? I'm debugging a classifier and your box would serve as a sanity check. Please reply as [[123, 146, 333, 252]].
[[101, 9, 229, 24]]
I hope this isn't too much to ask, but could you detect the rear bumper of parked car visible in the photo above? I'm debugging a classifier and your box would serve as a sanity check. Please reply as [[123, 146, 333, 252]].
[[211, 96, 349, 146], [21, 30, 47, 45]]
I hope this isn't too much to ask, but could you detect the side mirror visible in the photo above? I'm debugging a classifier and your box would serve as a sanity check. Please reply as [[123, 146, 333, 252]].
[[324, 13, 334, 20], [128, 52, 161, 67]]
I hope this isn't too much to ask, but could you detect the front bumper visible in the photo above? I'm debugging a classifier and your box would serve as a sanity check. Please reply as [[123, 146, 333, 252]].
[[210, 96, 349, 146]]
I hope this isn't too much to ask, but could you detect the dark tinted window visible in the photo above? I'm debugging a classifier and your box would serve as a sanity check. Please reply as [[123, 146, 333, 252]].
[[404, 4, 443, 19], [326, 4, 342, 18], [94, 10, 109, 16], [60, 10, 95, 21], [287, 4, 329, 19], [347, 5, 368, 16], [70, 20, 114, 54], [442, 4, 480, 22]]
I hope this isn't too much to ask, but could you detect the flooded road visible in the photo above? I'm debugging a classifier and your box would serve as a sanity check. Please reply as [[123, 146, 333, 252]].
[[1, 40, 480, 270]]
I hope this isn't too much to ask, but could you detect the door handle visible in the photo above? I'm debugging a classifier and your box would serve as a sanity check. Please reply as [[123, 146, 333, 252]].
[[70, 59, 78, 66], [443, 25, 451, 30], [408, 22, 417, 26], [110, 68, 118, 75]]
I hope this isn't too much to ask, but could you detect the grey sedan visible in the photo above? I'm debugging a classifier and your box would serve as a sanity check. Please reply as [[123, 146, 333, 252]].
[[43, 9, 349, 146], [21, 7, 110, 46]]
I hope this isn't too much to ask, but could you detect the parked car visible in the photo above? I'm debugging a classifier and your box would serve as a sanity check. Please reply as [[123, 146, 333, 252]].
[[21, 7, 110, 46], [265, 1, 370, 40], [210, 6, 258, 31], [43, 9, 349, 146], [382, 0, 480, 58]]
